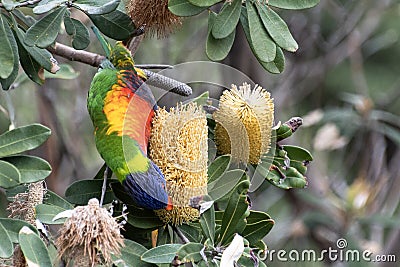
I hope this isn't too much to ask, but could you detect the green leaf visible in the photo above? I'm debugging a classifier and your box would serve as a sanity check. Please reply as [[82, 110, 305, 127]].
[[208, 169, 245, 201], [256, 3, 298, 52], [2, 155, 51, 183], [212, 0, 241, 39], [92, 163, 107, 180], [1, 0, 19, 11], [187, 0, 221, 7], [185, 91, 209, 107], [282, 145, 313, 162], [206, 11, 235, 61], [14, 27, 57, 73], [290, 160, 307, 175], [0, 218, 39, 243], [141, 244, 182, 264], [208, 155, 231, 184], [266, 163, 307, 189], [65, 179, 115, 205], [260, 44, 285, 74], [89, 10, 136, 40], [168, 0, 207, 17], [246, 2, 276, 62], [43, 190, 73, 209], [16, 33, 44, 85], [11, 10, 36, 27], [0, 14, 17, 79], [177, 243, 204, 263], [44, 64, 79, 79], [64, 16, 90, 49], [5, 184, 27, 201], [199, 195, 215, 245], [25, 6, 67, 48], [374, 122, 400, 147], [73, 0, 120, 15], [156, 226, 171, 246], [0, 160, 20, 188], [218, 180, 249, 246], [35, 204, 67, 224], [246, 210, 272, 224], [0, 222, 13, 258], [0, 124, 51, 157], [2, 59, 20, 90], [240, 6, 284, 73], [19, 226, 52, 267], [127, 206, 165, 229], [33, 0, 67, 14], [215, 210, 223, 225], [0, 15, 19, 90], [63, 15, 75, 35], [268, 0, 320, 10], [113, 239, 156, 267], [276, 123, 292, 141], [281, 176, 307, 188], [179, 224, 201, 242], [242, 219, 274, 245]]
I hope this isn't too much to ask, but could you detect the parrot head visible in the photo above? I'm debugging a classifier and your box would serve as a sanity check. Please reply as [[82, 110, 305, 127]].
[[109, 42, 147, 79]]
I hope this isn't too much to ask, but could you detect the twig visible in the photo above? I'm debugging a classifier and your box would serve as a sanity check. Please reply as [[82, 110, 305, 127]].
[[99, 167, 111, 207], [48, 42, 105, 67], [128, 34, 145, 56]]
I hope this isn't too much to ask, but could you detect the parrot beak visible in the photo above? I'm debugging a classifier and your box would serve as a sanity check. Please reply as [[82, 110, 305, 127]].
[[166, 196, 173, 211]]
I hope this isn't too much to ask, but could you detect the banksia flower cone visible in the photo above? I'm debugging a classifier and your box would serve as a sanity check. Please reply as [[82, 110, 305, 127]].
[[7, 182, 45, 267], [56, 198, 124, 267], [214, 83, 274, 164], [126, 0, 182, 37], [150, 103, 208, 225], [7, 181, 45, 225]]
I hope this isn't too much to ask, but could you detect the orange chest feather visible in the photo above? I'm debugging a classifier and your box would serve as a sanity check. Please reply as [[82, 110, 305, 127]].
[[103, 84, 154, 155]]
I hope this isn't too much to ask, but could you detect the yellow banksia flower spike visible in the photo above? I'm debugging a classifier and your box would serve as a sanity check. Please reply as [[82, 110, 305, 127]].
[[150, 103, 208, 225], [125, 0, 182, 37], [56, 198, 124, 267], [214, 82, 274, 164]]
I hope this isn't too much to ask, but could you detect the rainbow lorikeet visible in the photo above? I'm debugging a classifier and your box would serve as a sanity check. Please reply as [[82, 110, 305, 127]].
[[87, 41, 172, 211]]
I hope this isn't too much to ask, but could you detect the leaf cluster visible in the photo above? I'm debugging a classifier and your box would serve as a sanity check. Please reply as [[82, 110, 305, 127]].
[[168, 0, 320, 73], [0, 124, 51, 189], [0, 0, 135, 89]]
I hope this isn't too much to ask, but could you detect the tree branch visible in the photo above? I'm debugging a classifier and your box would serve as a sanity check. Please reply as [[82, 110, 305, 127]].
[[128, 35, 145, 56], [49, 42, 192, 96], [48, 42, 105, 67]]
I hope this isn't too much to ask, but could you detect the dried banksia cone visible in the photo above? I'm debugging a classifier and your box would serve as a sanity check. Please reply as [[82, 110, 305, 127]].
[[126, 0, 182, 37], [214, 83, 274, 164], [7, 182, 45, 267], [150, 103, 208, 225], [7, 181, 45, 225], [56, 198, 124, 267]]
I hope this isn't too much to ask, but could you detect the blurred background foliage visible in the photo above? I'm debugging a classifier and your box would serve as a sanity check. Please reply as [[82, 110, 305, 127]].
[[1, 0, 400, 266]]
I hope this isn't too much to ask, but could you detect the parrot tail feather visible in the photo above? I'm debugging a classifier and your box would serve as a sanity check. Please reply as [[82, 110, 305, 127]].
[[122, 161, 172, 211]]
